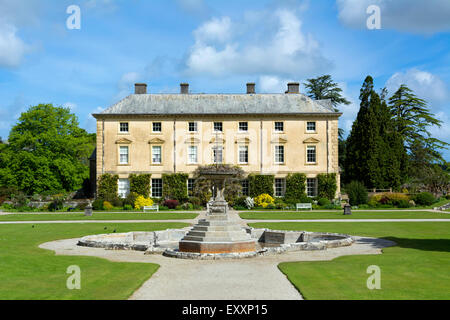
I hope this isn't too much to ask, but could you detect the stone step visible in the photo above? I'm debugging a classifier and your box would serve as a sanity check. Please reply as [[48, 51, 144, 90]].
[[187, 230, 250, 238], [182, 235, 252, 242], [191, 225, 244, 232]]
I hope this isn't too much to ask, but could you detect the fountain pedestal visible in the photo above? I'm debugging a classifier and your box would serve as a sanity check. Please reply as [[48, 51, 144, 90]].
[[178, 171, 256, 254]]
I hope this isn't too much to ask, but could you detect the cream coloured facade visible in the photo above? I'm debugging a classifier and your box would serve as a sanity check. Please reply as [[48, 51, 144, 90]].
[[93, 83, 341, 198]]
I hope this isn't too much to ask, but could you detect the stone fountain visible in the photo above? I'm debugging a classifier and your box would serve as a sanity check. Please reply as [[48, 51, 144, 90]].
[[178, 166, 257, 254]]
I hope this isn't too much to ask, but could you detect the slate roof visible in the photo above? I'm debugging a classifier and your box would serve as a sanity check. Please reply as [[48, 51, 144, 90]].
[[94, 94, 340, 117]]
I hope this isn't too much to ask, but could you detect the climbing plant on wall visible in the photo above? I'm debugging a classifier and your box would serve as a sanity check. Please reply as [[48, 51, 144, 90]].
[[97, 173, 119, 201], [162, 173, 189, 202], [129, 174, 151, 198], [248, 174, 274, 197]]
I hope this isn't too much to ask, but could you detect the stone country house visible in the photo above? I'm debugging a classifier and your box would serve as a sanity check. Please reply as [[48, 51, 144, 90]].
[[91, 82, 341, 199]]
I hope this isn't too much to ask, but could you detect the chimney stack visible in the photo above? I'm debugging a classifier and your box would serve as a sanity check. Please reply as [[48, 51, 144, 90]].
[[286, 82, 300, 94], [246, 83, 256, 94], [180, 83, 189, 94], [135, 83, 147, 94]]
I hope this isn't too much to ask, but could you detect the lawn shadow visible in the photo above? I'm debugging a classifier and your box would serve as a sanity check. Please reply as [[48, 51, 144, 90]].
[[383, 237, 450, 253]]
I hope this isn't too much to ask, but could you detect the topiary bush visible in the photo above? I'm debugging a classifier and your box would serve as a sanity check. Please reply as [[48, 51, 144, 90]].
[[345, 181, 368, 206], [123, 204, 133, 211], [97, 174, 119, 201], [317, 173, 337, 200], [129, 174, 151, 198], [248, 174, 274, 198], [318, 198, 331, 207], [162, 173, 189, 202], [414, 192, 435, 206], [284, 173, 307, 203]]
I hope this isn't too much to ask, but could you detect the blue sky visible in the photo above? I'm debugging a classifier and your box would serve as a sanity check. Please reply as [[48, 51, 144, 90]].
[[1, 0, 449, 159]]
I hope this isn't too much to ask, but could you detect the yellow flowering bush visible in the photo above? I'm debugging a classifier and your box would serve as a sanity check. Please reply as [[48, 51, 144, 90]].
[[254, 194, 275, 208], [103, 201, 113, 210], [134, 196, 154, 210]]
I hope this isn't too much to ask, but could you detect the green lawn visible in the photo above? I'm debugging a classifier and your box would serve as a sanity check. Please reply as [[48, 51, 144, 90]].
[[240, 211, 450, 220], [0, 212, 198, 221], [249, 222, 450, 300], [0, 222, 188, 300]]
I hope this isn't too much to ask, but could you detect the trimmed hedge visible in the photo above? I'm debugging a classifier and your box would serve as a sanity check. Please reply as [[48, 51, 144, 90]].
[[129, 174, 151, 197], [284, 173, 307, 202], [248, 174, 274, 198], [345, 181, 368, 206], [97, 174, 118, 201], [162, 173, 189, 202], [317, 173, 338, 200]]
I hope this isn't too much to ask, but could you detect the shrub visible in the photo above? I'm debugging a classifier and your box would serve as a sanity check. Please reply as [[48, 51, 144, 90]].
[[97, 174, 119, 201], [103, 201, 114, 210], [134, 196, 154, 210], [123, 204, 133, 211], [248, 174, 274, 198], [163, 199, 179, 209], [284, 173, 307, 202], [397, 199, 411, 208], [254, 194, 275, 208], [11, 192, 29, 209], [318, 198, 331, 207], [124, 192, 139, 207], [129, 174, 151, 198], [92, 199, 104, 210], [182, 203, 194, 210], [317, 173, 337, 200], [76, 202, 88, 210], [162, 173, 189, 202], [159, 205, 169, 211], [234, 205, 247, 210], [345, 181, 368, 206], [49, 194, 66, 211], [414, 192, 435, 206], [189, 197, 202, 207], [446, 194, 450, 200], [234, 196, 248, 208], [111, 198, 124, 208]]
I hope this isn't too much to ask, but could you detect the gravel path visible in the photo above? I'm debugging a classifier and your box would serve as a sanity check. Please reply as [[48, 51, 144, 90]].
[[40, 236, 395, 300], [39, 209, 396, 300]]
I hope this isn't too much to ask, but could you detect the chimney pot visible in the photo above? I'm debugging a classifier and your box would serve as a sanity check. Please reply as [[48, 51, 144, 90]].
[[135, 83, 147, 94], [286, 82, 300, 94], [180, 83, 189, 94], [246, 83, 256, 94]]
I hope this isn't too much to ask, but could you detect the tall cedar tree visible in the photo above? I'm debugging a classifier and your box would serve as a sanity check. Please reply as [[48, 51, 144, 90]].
[[388, 84, 448, 163], [345, 76, 407, 189], [304, 75, 350, 173]]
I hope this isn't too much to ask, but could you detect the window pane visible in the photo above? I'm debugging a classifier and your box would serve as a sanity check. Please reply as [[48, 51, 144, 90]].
[[188, 146, 198, 163], [153, 122, 162, 132], [275, 178, 286, 197], [213, 147, 223, 163], [307, 122, 316, 132], [275, 145, 284, 163], [188, 179, 195, 196], [119, 146, 129, 164], [307, 178, 317, 197], [120, 123, 129, 133], [239, 146, 248, 163], [189, 122, 197, 132], [275, 122, 284, 132], [152, 146, 162, 163], [118, 179, 130, 198], [239, 122, 248, 131], [307, 146, 316, 163], [152, 179, 163, 198], [241, 180, 249, 196], [214, 122, 223, 132]]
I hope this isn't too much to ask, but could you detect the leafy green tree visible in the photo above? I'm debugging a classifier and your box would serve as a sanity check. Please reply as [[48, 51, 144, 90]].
[[0, 104, 95, 195]]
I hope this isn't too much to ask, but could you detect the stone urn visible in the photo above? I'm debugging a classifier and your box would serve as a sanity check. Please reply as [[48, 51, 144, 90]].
[[84, 200, 93, 217]]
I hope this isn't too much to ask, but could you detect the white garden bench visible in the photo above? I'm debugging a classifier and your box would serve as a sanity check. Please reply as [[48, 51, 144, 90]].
[[296, 203, 312, 211], [143, 205, 159, 212]]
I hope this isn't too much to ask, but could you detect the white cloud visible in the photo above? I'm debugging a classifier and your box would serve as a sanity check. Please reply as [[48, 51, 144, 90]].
[[116, 71, 141, 99], [259, 75, 293, 93], [63, 102, 77, 111], [184, 9, 331, 78], [0, 23, 28, 67], [194, 17, 232, 44], [336, 0, 450, 33], [386, 69, 448, 103]]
